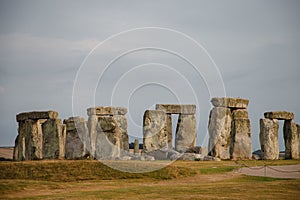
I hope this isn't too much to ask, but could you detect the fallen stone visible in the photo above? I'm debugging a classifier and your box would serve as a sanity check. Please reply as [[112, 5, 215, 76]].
[[16, 111, 58, 122], [211, 97, 249, 109], [156, 104, 196, 114], [185, 146, 202, 154], [175, 114, 197, 152], [284, 120, 299, 159], [203, 156, 221, 161], [264, 111, 294, 120], [259, 118, 279, 160]]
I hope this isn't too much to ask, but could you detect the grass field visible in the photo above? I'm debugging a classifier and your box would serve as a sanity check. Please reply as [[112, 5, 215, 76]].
[[0, 160, 299, 199]]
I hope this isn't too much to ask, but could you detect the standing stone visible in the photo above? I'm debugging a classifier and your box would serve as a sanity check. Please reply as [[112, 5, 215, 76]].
[[260, 118, 279, 160], [64, 117, 88, 159], [297, 124, 300, 159], [143, 110, 167, 153], [208, 107, 232, 159], [231, 118, 252, 160], [113, 115, 129, 151], [17, 121, 26, 161], [175, 114, 196, 152], [42, 119, 65, 159], [23, 119, 45, 160], [134, 139, 139, 154], [95, 116, 121, 159], [283, 120, 299, 159], [13, 135, 19, 161], [87, 114, 98, 157], [87, 107, 128, 159], [166, 114, 173, 148]]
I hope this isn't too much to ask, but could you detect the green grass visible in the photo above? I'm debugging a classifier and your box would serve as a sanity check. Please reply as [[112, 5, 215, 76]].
[[0, 160, 299, 199], [0, 160, 197, 182]]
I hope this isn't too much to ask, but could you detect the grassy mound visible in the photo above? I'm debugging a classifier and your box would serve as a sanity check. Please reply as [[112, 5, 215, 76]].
[[0, 160, 197, 182]]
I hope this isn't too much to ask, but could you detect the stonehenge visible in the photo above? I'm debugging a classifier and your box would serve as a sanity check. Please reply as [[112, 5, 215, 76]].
[[12, 98, 299, 161], [64, 117, 89, 159], [142, 104, 197, 159], [87, 106, 129, 159], [260, 111, 299, 160], [208, 97, 252, 160], [14, 111, 66, 160]]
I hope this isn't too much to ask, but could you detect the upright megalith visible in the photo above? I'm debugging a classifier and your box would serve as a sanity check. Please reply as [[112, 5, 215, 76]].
[[208, 97, 252, 160], [155, 104, 196, 152], [175, 114, 197, 152], [134, 139, 139, 155], [259, 118, 279, 160], [87, 106, 128, 159], [260, 111, 299, 160], [42, 118, 66, 159], [64, 117, 89, 159], [283, 120, 299, 159], [208, 107, 232, 159], [14, 111, 65, 161], [143, 110, 168, 153]]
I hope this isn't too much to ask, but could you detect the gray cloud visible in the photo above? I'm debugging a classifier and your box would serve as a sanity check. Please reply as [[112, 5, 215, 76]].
[[0, 1, 300, 151]]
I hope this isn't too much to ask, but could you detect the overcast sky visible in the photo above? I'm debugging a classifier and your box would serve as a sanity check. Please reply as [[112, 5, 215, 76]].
[[0, 1, 299, 151]]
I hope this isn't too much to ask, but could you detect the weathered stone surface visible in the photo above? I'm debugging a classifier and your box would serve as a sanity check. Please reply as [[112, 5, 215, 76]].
[[95, 116, 121, 159], [208, 107, 232, 159], [231, 119, 252, 160], [175, 114, 196, 152], [87, 115, 98, 157], [143, 110, 167, 152], [264, 111, 294, 120], [185, 146, 202, 154], [42, 119, 65, 159], [284, 120, 299, 159], [156, 104, 196, 114], [16, 111, 58, 122], [232, 109, 249, 119], [134, 139, 139, 154], [211, 97, 249, 109], [297, 124, 300, 159], [260, 118, 279, 160], [13, 135, 19, 161], [87, 107, 127, 116], [166, 114, 173, 148], [64, 117, 88, 159], [112, 115, 129, 151]]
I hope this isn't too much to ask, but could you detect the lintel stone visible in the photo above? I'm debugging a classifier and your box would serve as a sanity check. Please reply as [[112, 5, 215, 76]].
[[87, 107, 127, 116], [211, 97, 249, 109], [264, 111, 294, 120], [16, 111, 58, 122], [155, 104, 196, 114]]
